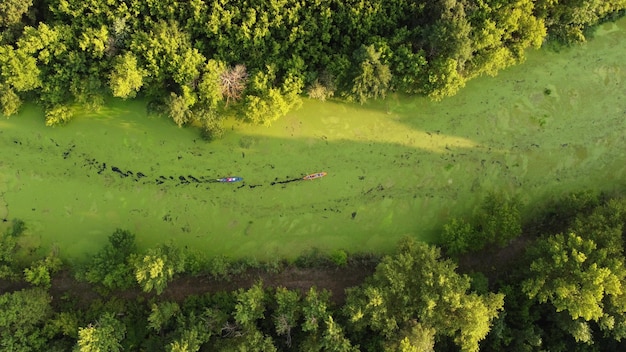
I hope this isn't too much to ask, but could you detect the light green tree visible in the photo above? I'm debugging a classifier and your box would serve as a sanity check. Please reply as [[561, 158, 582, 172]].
[[319, 316, 358, 352], [0, 45, 41, 92], [384, 321, 436, 352], [78, 25, 110, 59], [344, 238, 504, 352], [215, 326, 278, 352], [23, 249, 63, 288], [197, 59, 227, 109], [109, 52, 146, 99], [166, 86, 198, 127], [75, 312, 126, 352], [0, 0, 33, 27], [133, 243, 185, 295], [0, 84, 21, 116], [523, 232, 626, 323], [234, 281, 267, 327], [168, 328, 203, 352]]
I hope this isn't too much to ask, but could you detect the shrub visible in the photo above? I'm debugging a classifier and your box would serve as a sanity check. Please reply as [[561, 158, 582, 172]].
[[476, 192, 523, 247], [441, 218, 475, 255], [44, 105, 74, 126], [330, 250, 348, 267], [82, 229, 137, 290]]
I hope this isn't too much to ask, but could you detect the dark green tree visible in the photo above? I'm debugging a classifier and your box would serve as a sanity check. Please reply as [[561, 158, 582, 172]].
[[82, 229, 137, 290], [475, 192, 523, 248], [272, 287, 301, 348], [0, 288, 53, 351], [351, 44, 392, 104]]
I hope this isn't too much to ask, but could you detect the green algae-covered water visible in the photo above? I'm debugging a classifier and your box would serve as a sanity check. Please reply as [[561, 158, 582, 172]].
[[2, 19, 626, 262]]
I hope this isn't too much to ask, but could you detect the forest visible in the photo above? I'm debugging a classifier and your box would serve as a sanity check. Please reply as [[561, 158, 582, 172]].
[[1, 0, 625, 137], [3, 190, 626, 351]]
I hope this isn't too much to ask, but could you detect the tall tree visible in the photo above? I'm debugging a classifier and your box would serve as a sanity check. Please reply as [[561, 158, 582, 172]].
[[133, 243, 185, 295], [234, 281, 267, 328], [0, 84, 21, 116], [351, 44, 392, 104], [272, 287, 301, 348], [83, 229, 137, 290], [0, 45, 41, 92], [0, 0, 33, 27], [0, 288, 52, 351], [109, 52, 147, 99], [522, 200, 626, 342], [344, 238, 504, 352], [76, 312, 126, 352]]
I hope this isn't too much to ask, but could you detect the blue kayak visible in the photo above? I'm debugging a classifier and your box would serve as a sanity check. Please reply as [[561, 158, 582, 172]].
[[216, 176, 243, 183]]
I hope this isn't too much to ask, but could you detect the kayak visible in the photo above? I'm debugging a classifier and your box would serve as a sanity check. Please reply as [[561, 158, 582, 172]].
[[216, 176, 243, 183], [303, 172, 327, 180]]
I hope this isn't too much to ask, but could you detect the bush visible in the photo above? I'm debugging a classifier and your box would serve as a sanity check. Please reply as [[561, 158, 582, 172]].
[[44, 105, 74, 126], [330, 250, 348, 267], [207, 255, 231, 280], [476, 192, 523, 247], [24, 252, 62, 288], [82, 229, 137, 290], [294, 248, 332, 268], [441, 218, 475, 255]]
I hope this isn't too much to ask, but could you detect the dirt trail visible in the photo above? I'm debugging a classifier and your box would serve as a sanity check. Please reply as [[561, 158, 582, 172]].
[[3, 263, 377, 309]]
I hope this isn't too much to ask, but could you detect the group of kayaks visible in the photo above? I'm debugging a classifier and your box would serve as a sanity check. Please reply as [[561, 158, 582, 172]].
[[216, 172, 327, 183]]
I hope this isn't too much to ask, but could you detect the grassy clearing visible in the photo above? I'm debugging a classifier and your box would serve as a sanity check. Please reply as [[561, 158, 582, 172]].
[[1, 19, 626, 262]]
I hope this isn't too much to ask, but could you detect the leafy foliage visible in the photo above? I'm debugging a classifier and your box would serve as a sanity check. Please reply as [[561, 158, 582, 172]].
[[522, 199, 626, 342], [272, 287, 301, 347], [351, 44, 392, 104], [76, 312, 126, 352], [476, 192, 523, 247], [0, 288, 52, 351], [82, 229, 137, 290], [109, 52, 146, 99], [441, 192, 523, 255], [344, 238, 504, 352], [148, 301, 181, 332], [0, 84, 21, 116], [133, 242, 185, 295], [0, 0, 33, 27], [0, 225, 19, 279], [5, 191, 626, 351], [0, 218, 30, 280], [24, 249, 63, 288], [234, 281, 267, 327], [4, 0, 620, 133]]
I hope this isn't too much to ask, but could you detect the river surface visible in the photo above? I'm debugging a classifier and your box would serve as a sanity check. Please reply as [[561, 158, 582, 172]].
[[1, 19, 626, 261]]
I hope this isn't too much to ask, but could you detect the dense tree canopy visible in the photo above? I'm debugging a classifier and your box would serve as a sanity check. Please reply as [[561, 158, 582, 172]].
[[522, 199, 626, 343], [344, 238, 504, 352], [1, 0, 623, 134], [0, 288, 53, 351]]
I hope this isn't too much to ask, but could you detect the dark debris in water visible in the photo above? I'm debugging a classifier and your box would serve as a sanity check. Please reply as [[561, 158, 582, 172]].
[[51, 143, 335, 190]]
